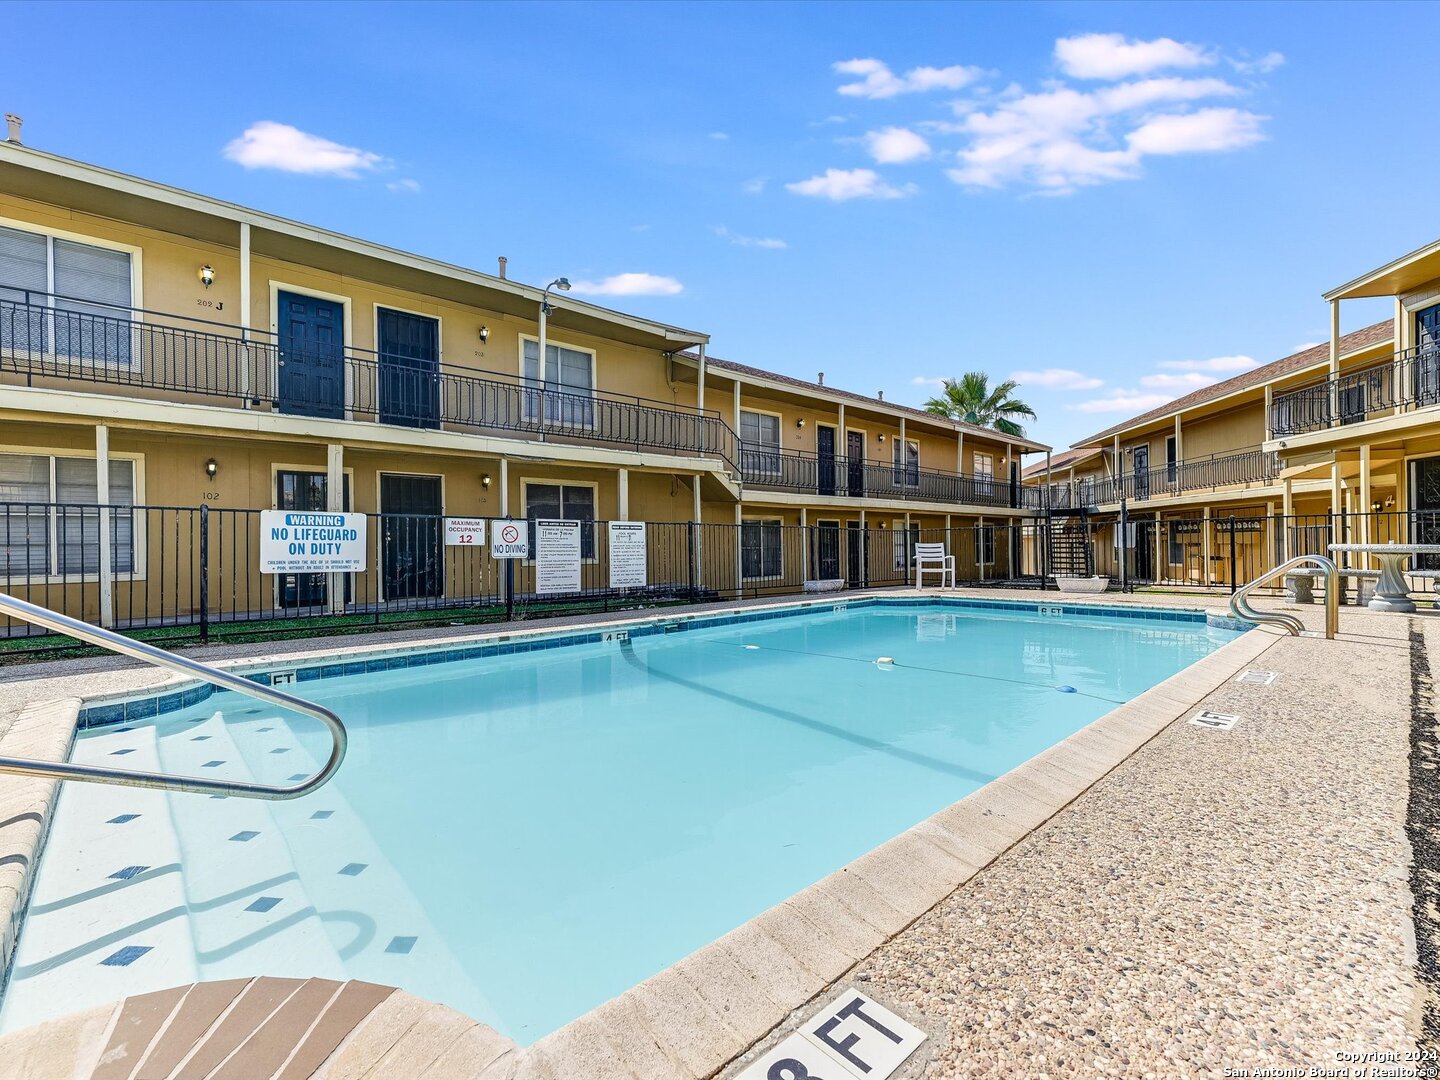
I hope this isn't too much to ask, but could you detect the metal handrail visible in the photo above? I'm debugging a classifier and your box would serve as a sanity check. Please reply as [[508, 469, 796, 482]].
[[0, 593, 346, 799], [1228, 554, 1339, 639]]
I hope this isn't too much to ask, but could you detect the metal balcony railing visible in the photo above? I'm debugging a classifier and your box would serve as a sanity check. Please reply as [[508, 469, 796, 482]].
[[739, 444, 1014, 507], [1028, 447, 1281, 509], [1270, 345, 1440, 436], [0, 289, 738, 467]]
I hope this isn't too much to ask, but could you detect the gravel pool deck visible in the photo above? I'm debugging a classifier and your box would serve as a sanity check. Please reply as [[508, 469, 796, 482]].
[[0, 587, 1432, 1079]]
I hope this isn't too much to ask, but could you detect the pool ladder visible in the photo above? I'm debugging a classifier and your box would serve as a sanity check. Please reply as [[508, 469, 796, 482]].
[[0, 592, 346, 800], [1228, 554, 1339, 640]]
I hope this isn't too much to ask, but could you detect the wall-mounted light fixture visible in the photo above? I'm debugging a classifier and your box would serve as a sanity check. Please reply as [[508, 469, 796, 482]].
[[481, 473, 492, 489], [205, 458, 218, 479], [1372, 500, 1383, 513], [478, 325, 490, 345], [795, 418, 805, 429], [877, 433, 886, 444], [198, 265, 215, 289]]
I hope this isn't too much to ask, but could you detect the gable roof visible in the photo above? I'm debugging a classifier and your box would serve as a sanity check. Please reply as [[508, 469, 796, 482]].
[[697, 356, 1049, 451], [1021, 446, 1102, 479], [1074, 319, 1393, 448]]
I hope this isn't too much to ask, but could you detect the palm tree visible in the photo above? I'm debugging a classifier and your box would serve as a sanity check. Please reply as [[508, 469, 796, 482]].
[[923, 371, 1037, 437]]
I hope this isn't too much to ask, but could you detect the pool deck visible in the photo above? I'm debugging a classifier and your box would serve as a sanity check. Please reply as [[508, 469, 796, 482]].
[[0, 587, 1429, 1078]]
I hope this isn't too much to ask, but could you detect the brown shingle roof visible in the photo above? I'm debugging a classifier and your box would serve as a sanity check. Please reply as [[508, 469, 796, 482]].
[[1021, 446, 1102, 479], [694, 355, 1049, 451], [1074, 320, 1394, 448]]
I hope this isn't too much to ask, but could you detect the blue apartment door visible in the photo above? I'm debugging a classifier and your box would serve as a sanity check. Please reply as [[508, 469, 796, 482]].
[[277, 291, 345, 419], [378, 308, 440, 428]]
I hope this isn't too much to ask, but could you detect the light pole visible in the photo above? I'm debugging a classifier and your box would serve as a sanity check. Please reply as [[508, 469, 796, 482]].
[[1118, 446, 1134, 593], [536, 277, 570, 433]]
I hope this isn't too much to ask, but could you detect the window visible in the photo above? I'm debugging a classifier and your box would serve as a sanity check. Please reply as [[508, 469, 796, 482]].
[[1168, 521, 1185, 564], [525, 482, 596, 559], [974, 452, 994, 496], [522, 338, 595, 425], [892, 439, 919, 486], [0, 224, 134, 364], [742, 518, 783, 579], [0, 453, 136, 576], [740, 409, 782, 478], [891, 521, 920, 570], [975, 524, 995, 565]]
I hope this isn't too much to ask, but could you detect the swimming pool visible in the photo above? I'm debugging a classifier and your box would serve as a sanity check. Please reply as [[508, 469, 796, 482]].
[[0, 599, 1240, 1042]]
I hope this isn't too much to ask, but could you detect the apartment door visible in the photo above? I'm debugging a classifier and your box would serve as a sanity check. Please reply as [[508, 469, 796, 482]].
[[277, 291, 345, 419], [380, 474, 443, 601], [846, 520, 865, 585], [275, 470, 351, 609], [816, 425, 837, 496], [1413, 457, 1440, 569], [378, 308, 440, 428], [1416, 304, 1440, 407], [812, 519, 841, 579], [1134, 520, 1155, 582], [846, 431, 865, 497], [1132, 445, 1150, 500]]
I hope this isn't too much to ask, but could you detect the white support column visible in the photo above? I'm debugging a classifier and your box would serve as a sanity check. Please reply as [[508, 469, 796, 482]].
[[618, 468, 630, 521], [1331, 459, 1345, 571], [692, 476, 703, 590], [1359, 443, 1372, 548], [899, 417, 906, 472], [1173, 415, 1183, 493], [1329, 300, 1341, 426], [239, 221, 252, 407], [956, 431, 964, 474], [96, 425, 114, 628], [697, 343, 707, 413], [733, 378, 741, 431], [1154, 511, 1163, 583], [1201, 512, 1213, 587], [800, 506, 808, 582], [734, 503, 742, 594], [1263, 383, 1273, 441], [978, 515, 986, 582], [1282, 477, 1293, 561], [1265, 499, 1276, 577], [500, 458, 510, 517], [327, 442, 344, 615]]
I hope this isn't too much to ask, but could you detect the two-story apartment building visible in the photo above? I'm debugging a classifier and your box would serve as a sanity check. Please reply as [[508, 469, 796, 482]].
[[0, 132, 1044, 637]]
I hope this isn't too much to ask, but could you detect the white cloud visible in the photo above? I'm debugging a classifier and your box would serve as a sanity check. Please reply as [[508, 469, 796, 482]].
[[1231, 51, 1286, 75], [1157, 354, 1258, 372], [1011, 368, 1104, 390], [1140, 371, 1215, 391], [865, 126, 932, 164], [1068, 389, 1176, 413], [786, 168, 917, 201], [811, 115, 852, 127], [1054, 33, 1212, 80], [386, 178, 421, 194], [741, 177, 767, 194], [223, 121, 385, 177], [713, 225, 787, 250], [1291, 341, 1323, 353], [834, 58, 983, 99], [911, 375, 947, 389], [1127, 107, 1266, 155], [567, 273, 684, 297], [944, 75, 1266, 193], [709, 131, 730, 141]]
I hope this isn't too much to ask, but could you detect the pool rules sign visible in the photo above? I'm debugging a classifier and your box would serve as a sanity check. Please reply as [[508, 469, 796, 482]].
[[535, 519, 582, 594], [259, 511, 366, 574], [607, 521, 647, 589], [736, 989, 926, 1080]]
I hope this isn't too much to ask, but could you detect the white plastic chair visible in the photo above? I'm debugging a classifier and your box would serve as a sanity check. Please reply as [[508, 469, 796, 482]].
[[913, 542, 956, 588]]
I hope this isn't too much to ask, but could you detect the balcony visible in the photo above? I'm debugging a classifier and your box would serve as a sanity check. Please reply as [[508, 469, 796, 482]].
[[0, 290, 738, 466], [1271, 345, 1439, 436], [740, 444, 1015, 507], [1030, 447, 1281, 509]]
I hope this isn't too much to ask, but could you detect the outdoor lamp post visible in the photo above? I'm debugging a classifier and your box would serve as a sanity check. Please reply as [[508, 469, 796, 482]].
[[536, 277, 570, 434]]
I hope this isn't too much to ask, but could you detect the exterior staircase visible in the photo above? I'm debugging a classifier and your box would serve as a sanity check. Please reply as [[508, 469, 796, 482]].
[[1047, 510, 1094, 581]]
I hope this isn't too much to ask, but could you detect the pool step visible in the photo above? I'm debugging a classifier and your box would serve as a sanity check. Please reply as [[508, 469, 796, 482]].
[[0, 722, 199, 1035]]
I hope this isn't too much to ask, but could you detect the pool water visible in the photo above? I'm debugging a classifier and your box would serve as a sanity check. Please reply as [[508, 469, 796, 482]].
[[0, 602, 1239, 1041]]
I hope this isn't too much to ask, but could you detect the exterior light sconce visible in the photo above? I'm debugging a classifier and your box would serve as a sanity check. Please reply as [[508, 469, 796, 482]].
[[481, 473, 492, 489], [795, 418, 805, 429], [1372, 501, 1383, 513], [205, 458, 218, 479], [878, 434, 886, 444], [478, 325, 490, 344], [198, 265, 215, 288]]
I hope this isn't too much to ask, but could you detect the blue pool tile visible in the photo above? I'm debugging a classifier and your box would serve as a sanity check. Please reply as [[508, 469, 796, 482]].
[[288, 773, 308, 782], [338, 863, 367, 876], [114, 726, 135, 733], [100, 945, 152, 967], [110, 748, 136, 757], [311, 810, 334, 820], [245, 896, 282, 913], [385, 936, 417, 955], [256, 727, 273, 733], [109, 865, 149, 880], [125, 699, 158, 721], [229, 831, 259, 842], [270, 748, 290, 755], [106, 814, 140, 825], [191, 735, 212, 742], [202, 760, 226, 769]]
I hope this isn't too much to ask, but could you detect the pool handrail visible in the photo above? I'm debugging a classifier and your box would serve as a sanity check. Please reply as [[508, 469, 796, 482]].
[[1228, 554, 1339, 640], [0, 592, 346, 800]]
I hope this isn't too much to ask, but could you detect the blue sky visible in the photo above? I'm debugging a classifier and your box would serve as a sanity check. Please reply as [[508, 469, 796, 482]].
[[3, 0, 1428, 451]]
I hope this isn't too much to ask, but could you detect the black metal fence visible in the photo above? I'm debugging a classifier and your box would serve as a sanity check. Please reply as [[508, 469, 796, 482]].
[[0, 503, 1046, 657], [1271, 346, 1437, 435], [739, 445, 1014, 507]]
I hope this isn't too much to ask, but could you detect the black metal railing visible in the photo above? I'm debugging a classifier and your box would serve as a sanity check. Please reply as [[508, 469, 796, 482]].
[[0, 289, 738, 466], [1271, 345, 1440, 436], [739, 444, 1013, 507], [1027, 448, 1281, 509]]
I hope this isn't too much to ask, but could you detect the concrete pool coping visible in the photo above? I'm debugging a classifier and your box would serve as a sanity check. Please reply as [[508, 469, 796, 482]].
[[0, 589, 1281, 1078]]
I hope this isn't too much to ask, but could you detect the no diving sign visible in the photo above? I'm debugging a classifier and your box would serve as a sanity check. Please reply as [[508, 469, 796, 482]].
[[736, 989, 926, 1080], [491, 520, 529, 559]]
